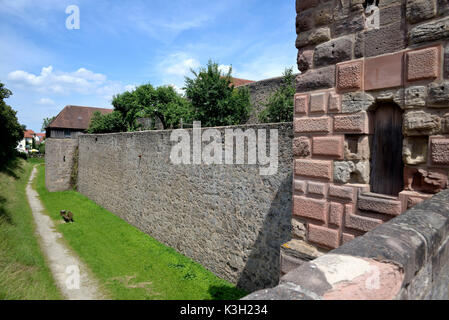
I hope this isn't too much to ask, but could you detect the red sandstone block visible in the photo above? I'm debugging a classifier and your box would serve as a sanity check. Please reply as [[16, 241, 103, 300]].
[[293, 196, 328, 222], [310, 92, 328, 113], [364, 52, 404, 91], [334, 112, 370, 133], [308, 223, 339, 249], [398, 190, 432, 211], [329, 202, 344, 226], [430, 138, 449, 165], [328, 92, 341, 113], [328, 184, 356, 201], [295, 94, 308, 115], [344, 204, 383, 232], [312, 136, 344, 159], [294, 116, 332, 134], [342, 233, 356, 244], [294, 179, 307, 193], [294, 159, 333, 180], [307, 182, 328, 197], [336, 60, 363, 92], [407, 46, 440, 82], [357, 194, 402, 216]]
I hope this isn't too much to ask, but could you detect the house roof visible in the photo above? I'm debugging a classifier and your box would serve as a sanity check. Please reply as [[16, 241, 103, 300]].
[[36, 133, 46, 139], [47, 105, 113, 130], [24, 130, 35, 138], [229, 77, 255, 87]]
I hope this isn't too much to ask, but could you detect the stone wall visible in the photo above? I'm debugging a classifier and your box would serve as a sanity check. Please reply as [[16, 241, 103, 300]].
[[74, 123, 293, 291], [45, 139, 78, 192], [243, 75, 297, 124], [243, 189, 449, 300], [285, 0, 449, 272]]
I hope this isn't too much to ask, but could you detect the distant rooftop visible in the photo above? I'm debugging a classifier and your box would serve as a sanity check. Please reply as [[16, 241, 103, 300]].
[[229, 77, 255, 87], [24, 129, 35, 139], [47, 105, 113, 130]]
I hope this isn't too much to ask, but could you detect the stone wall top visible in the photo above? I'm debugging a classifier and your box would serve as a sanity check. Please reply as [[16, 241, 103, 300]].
[[243, 188, 449, 300]]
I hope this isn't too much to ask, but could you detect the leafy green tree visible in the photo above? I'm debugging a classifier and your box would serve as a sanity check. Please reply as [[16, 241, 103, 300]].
[[87, 111, 127, 134], [258, 67, 295, 123], [38, 142, 45, 154], [41, 116, 55, 132], [112, 84, 193, 130], [184, 60, 251, 127], [138, 85, 193, 129], [0, 82, 24, 169], [112, 90, 140, 130]]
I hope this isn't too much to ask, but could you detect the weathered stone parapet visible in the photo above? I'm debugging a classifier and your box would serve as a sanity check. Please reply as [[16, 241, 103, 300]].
[[243, 189, 449, 300]]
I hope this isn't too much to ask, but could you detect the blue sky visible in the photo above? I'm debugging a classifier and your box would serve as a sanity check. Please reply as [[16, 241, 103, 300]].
[[0, 0, 298, 132]]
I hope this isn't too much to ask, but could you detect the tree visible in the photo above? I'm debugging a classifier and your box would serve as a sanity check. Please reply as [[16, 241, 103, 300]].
[[0, 82, 24, 169], [258, 67, 295, 123], [38, 142, 45, 154], [42, 116, 56, 132], [87, 111, 127, 134], [184, 60, 251, 127], [138, 85, 193, 129], [112, 89, 141, 130], [111, 84, 193, 130]]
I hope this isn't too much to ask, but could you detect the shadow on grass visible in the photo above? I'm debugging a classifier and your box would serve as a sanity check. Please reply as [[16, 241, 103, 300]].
[[0, 156, 24, 179], [0, 194, 12, 224], [208, 285, 248, 301]]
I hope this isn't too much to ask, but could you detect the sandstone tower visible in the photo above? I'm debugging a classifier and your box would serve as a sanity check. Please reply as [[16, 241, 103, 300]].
[[283, 0, 449, 274]]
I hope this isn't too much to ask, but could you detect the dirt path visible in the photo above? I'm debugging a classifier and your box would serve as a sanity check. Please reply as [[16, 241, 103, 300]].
[[26, 167, 105, 300]]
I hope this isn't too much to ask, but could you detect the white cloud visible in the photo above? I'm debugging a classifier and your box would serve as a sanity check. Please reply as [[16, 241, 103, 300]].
[[166, 84, 185, 95], [162, 53, 200, 77], [218, 64, 232, 75], [155, 52, 201, 89], [124, 84, 137, 92], [37, 97, 55, 105], [8, 65, 110, 94]]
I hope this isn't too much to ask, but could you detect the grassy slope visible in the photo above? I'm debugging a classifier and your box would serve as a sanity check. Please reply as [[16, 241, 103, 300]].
[[0, 159, 61, 300], [34, 165, 246, 300]]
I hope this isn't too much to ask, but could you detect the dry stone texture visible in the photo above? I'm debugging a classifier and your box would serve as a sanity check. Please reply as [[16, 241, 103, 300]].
[[76, 123, 293, 292]]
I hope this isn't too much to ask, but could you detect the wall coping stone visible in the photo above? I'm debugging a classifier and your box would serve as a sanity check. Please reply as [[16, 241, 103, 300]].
[[242, 189, 449, 300]]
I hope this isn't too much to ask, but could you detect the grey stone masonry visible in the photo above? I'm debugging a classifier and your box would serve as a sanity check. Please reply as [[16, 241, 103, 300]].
[[74, 123, 293, 292], [45, 139, 78, 192]]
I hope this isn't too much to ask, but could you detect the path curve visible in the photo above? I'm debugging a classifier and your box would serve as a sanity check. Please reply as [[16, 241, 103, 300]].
[[26, 166, 105, 300]]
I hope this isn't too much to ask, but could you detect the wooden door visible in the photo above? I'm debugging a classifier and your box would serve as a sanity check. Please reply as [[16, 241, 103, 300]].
[[370, 103, 404, 196]]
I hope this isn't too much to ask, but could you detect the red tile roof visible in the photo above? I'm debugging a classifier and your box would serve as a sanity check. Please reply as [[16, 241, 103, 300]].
[[24, 130, 35, 138], [36, 133, 46, 139], [230, 77, 255, 87], [47, 105, 113, 130]]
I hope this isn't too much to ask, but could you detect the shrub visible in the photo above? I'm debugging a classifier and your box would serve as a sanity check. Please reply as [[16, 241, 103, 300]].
[[184, 60, 251, 127], [258, 67, 295, 123], [87, 111, 127, 134]]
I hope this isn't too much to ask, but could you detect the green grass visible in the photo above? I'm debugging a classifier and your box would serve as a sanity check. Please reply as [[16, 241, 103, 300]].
[[0, 159, 61, 300], [27, 157, 45, 165], [34, 164, 247, 300]]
